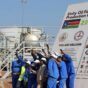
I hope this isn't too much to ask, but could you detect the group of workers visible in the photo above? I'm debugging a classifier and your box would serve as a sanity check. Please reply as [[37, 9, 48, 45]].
[[12, 46, 75, 88]]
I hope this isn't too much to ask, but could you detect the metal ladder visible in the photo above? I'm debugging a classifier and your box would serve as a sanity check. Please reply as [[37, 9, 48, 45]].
[[0, 41, 25, 77], [0, 41, 25, 88]]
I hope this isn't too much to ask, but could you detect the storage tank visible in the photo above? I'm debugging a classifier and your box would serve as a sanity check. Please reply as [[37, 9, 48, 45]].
[[27, 28, 42, 38], [24, 28, 43, 46]]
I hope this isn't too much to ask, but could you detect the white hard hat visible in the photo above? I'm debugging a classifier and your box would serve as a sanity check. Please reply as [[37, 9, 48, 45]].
[[51, 52, 61, 59], [26, 61, 31, 65], [54, 52, 61, 57], [50, 52, 58, 59], [34, 60, 40, 63], [41, 58, 46, 62]]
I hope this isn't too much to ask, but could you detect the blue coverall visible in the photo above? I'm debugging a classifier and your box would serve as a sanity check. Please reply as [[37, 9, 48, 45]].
[[57, 61, 68, 88], [12, 55, 23, 88], [63, 54, 75, 88], [47, 58, 59, 88], [12, 61, 22, 88]]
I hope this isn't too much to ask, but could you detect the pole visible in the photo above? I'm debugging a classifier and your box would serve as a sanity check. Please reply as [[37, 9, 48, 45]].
[[21, 0, 27, 27]]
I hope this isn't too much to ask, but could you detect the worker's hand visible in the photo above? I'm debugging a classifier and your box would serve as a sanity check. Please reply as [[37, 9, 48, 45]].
[[60, 49, 64, 54], [42, 48, 49, 58], [46, 44, 50, 52], [15, 52, 18, 58], [31, 69, 37, 74], [42, 49, 45, 52]]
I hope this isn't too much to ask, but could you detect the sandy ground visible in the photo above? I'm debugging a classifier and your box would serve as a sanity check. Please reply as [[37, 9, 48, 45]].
[[0, 71, 12, 88], [0, 78, 12, 88]]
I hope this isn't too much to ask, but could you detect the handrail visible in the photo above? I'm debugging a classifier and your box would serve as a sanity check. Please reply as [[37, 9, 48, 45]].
[[0, 41, 25, 70], [1, 63, 9, 71]]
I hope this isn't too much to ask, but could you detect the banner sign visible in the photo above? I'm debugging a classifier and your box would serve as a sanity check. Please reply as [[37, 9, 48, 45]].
[[53, 2, 88, 88]]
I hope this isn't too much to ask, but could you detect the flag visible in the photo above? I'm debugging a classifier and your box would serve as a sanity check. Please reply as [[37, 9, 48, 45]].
[[62, 19, 81, 29]]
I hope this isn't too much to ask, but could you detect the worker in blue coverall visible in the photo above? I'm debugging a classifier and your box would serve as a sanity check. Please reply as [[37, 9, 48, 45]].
[[56, 55, 68, 88], [12, 52, 23, 88], [47, 53, 59, 88], [60, 49, 75, 88]]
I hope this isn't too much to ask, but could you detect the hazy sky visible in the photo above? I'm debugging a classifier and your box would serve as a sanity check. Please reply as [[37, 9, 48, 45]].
[[0, 0, 88, 35]]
